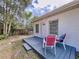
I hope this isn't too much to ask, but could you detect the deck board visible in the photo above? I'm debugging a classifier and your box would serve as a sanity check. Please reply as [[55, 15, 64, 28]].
[[23, 43, 32, 50], [55, 46, 66, 59], [64, 46, 72, 59], [69, 48, 76, 59], [23, 36, 76, 59]]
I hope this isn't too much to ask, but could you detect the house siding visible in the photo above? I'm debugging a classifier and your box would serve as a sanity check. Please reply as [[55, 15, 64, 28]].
[[33, 19, 49, 37], [58, 8, 79, 51], [33, 8, 79, 51]]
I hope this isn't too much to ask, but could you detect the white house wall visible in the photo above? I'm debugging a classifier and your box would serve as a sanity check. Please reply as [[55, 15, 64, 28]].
[[33, 8, 79, 51], [58, 8, 79, 51], [33, 19, 49, 37]]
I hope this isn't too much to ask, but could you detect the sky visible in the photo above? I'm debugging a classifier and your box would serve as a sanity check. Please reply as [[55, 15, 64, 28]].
[[25, 0, 74, 16], [33, 0, 74, 8]]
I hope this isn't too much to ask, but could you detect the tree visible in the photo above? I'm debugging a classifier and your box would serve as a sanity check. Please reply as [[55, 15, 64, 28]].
[[0, 0, 32, 37]]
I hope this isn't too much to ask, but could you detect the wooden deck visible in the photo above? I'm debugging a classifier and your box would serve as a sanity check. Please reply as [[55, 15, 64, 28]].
[[23, 36, 76, 59]]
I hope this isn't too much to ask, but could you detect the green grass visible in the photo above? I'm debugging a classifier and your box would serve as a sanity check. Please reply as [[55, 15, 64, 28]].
[[0, 35, 5, 40], [76, 52, 79, 59]]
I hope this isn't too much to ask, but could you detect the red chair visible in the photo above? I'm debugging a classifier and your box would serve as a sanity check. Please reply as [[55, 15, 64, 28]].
[[43, 35, 57, 55]]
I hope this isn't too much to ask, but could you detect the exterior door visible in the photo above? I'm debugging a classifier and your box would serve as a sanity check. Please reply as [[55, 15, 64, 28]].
[[41, 23, 46, 38]]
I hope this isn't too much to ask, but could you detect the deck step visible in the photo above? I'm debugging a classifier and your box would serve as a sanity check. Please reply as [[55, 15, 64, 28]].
[[23, 43, 32, 51]]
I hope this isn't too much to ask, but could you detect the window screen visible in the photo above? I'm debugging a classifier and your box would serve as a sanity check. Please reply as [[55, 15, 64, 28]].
[[49, 20, 58, 35]]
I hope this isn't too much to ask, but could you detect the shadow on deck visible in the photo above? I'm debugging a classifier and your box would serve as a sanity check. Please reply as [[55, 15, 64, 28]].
[[23, 36, 76, 59]]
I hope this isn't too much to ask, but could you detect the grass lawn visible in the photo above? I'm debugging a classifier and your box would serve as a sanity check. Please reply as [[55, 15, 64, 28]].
[[76, 52, 79, 59], [0, 35, 41, 59]]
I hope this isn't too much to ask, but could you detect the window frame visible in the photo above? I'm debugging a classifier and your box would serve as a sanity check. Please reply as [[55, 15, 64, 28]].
[[35, 24, 39, 33], [49, 20, 58, 35]]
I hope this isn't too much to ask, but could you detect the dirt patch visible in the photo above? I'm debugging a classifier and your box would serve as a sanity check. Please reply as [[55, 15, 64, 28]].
[[0, 35, 41, 59]]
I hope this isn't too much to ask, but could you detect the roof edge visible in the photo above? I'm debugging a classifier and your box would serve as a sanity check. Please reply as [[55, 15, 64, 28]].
[[32, 1, 79, 23]]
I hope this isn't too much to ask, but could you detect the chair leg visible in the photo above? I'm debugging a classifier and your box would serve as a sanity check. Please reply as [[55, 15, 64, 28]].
[[54, 45, 56, 56], [43, 38, 45, 48], [43, 43, 44, 48], [45, 47, 46, 55], [44, 44, 46, 55], [63, 42, 66, 50]]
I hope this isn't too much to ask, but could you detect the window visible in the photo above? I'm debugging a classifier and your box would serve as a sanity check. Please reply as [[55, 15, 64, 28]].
[[49, 20, 58, 35], [35, 24, 39, 33]]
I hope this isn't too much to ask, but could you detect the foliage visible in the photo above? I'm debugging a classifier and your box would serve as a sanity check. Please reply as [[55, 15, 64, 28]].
[[22, 11, 32, 20], [76, 52, 79, 59], [0, 35, 5, 40], [0, 0, 32, 36]]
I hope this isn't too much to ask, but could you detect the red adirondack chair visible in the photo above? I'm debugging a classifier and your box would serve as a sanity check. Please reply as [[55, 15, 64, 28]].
[[43, 35, 57, 55]]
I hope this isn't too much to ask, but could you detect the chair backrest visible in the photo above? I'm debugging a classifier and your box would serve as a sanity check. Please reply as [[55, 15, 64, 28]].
[[46, 35, 56, 46], [59, 33, 66, 41]]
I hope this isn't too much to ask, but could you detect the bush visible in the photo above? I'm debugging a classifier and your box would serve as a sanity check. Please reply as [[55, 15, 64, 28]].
[[76, 52, 79, 59], [0, 35, 5, 40]]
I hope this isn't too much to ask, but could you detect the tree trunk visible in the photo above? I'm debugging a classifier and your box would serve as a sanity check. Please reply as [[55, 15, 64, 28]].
[[3, 23, 6, 35], [5, 23, 8, 36], [3, 23, 8, 37], [8, 22, 11, 35]]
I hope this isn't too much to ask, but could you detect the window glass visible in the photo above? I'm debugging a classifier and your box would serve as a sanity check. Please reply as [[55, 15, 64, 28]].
[[35, 24, 39, 33], [49, 20, 58, 35]]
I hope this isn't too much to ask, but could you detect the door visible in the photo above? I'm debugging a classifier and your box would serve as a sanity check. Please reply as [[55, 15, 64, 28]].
[[41, 23, 46, 38]]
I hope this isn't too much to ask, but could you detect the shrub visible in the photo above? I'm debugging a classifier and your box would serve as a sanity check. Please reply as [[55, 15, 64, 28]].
[[0, 35, 5, 40]]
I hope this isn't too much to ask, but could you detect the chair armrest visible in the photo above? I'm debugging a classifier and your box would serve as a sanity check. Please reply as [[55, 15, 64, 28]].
[[43, 38, 46, 44]]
